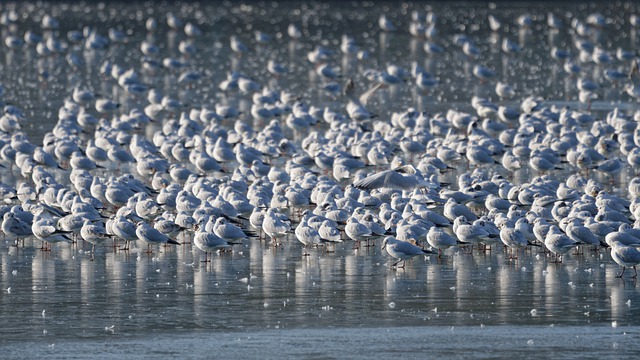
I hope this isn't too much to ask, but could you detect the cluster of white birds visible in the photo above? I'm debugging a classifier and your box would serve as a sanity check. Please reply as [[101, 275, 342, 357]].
[[0, 4, 639, 279]]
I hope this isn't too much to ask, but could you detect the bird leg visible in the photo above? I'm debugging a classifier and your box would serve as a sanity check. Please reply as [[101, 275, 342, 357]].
[[616, 267, 625, 278], [633, 266, 638, 279], [146, 244, 153, 254]]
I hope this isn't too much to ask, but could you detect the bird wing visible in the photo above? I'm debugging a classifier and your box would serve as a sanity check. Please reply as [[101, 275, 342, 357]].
[[396, 240, 426, 256], [359, 83, 384, 106], [353, 170, 419, 190]]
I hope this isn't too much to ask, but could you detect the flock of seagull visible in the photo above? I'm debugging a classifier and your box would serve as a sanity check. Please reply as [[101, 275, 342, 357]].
[[1, 4, 640, 279]]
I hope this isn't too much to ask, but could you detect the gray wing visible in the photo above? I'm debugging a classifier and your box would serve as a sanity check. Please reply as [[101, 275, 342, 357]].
[[12, 219, 33, 236], [353, 170, 420, 190]]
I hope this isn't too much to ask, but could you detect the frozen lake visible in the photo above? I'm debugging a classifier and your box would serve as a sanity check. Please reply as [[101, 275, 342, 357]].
[[2, 235, 640, 357], [1, 0, 640, 358]]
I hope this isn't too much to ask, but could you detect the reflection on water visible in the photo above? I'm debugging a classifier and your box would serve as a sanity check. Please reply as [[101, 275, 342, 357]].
[[2, 237, 640, 343]]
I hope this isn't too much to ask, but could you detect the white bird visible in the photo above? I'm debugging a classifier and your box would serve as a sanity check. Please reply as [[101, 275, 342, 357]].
[[111, 215, 138, 250], [345, 216, 373, 247], [214, 217, 253, 244], [318, 220, 343, 245], [80, 220, 111, 255], [32, 216, 73, 251], [295, 211, 324, 254], [443, 198, 478, 222], [544, 225, 578, 263], [193, 227, 236, 262], [135, 222, 181, 253], [499, 223, 528, 259], [262, 208, 290, 246], [610, 241, 640, 278], [453, 216, 495, 248], [95, 98, 120, 114], [378, 14, 395, 31], [426, 227, 459, 256], [382, 236, 436, 268], [2, 212, 32, 246]]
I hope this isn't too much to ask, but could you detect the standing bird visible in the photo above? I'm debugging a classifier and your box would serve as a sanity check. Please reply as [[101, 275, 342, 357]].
[[544, 225, 578, 263], [262, 208, 290, 246], [382, 236, 436, 268], [295, 211, 324, 255], [427, 226, 460, 257], [214, 217, 253, 244], [135, 222, 181, 253], [609, 240, 640, 278], [193, 226, 236, 262], [111, 215, 138, 250], [80, 220, 111, 257], [499, 223, 528, 259], [32, 216, 73, 251], [345, 216, 373, 247], [2, 212, 33, 246]]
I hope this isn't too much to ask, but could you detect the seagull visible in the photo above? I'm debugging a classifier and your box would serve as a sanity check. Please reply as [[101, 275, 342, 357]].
[[544, 225, 579, 263], [345, 216, 373, 247], [111, 215, 138, 250], [32, 216, 73, 251], [295, 211, 324, 255], [80, 220, 111, 256], [610, 240, 640, 278], [262, 208, 291, 246], [453, 215, 496, 249], [443, 198, 478, 222], [426, 226, 460, 256], [135, 222, 181, 253], [382, 236, 436, 268], [353, 165, 437, 190], [2, 212, 32, 246], [499, 222, 528, 259], [214, 217, 254, 244], [193, 226, 237, 262]]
